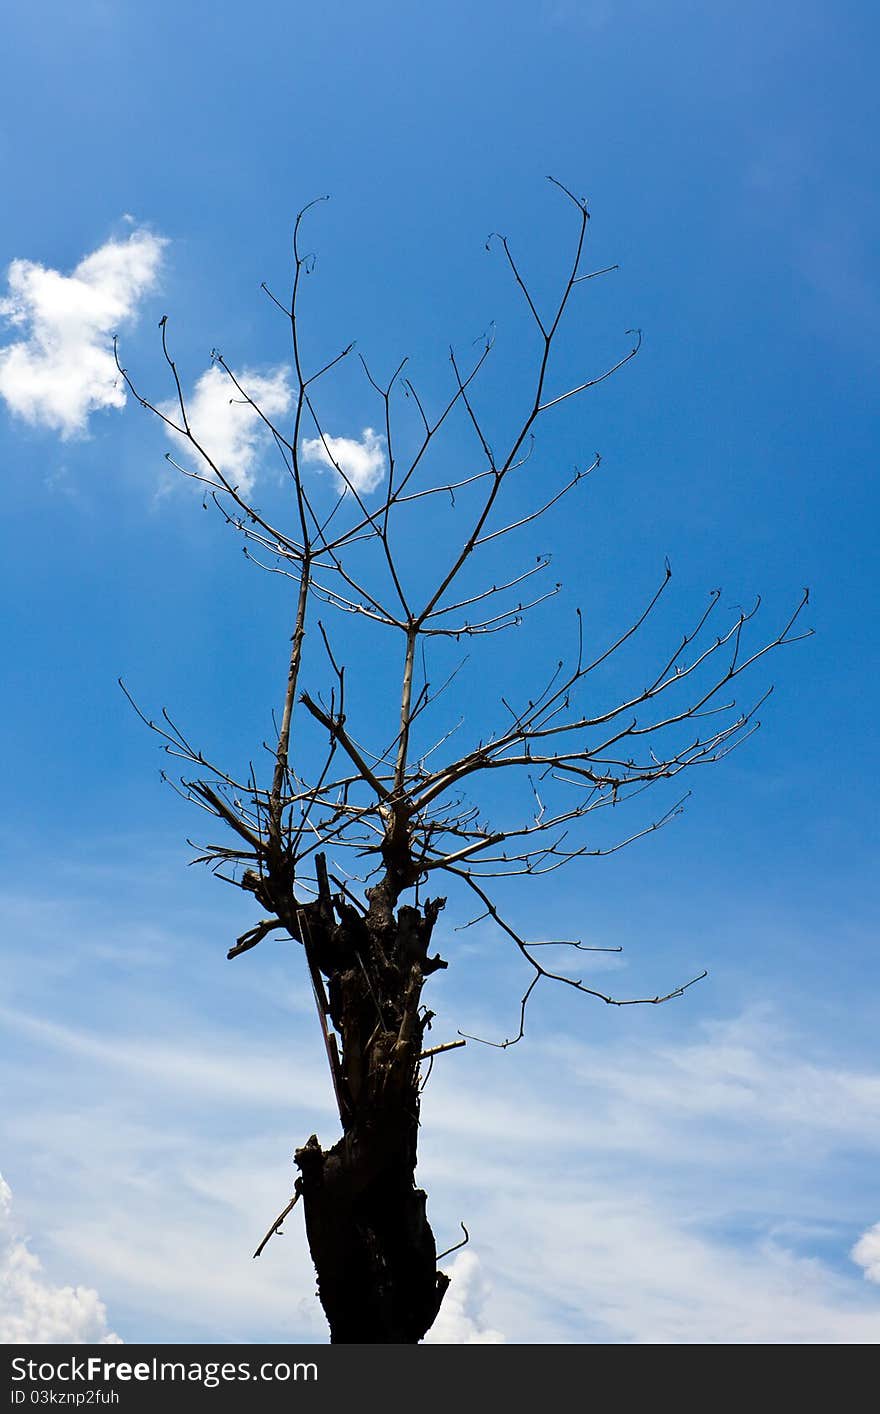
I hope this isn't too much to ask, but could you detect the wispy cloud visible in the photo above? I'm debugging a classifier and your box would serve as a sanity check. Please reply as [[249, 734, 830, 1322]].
[[0, 1003, 330, 1113], [300, 427, 386, 495], [419, 1008, 880, 1343], [479, 1184, 880, 1345], [0, 1174, 121, 1344], [162, 364, 291, 497], [0, 228, 166, 437], [4, 861, 880, 1344]]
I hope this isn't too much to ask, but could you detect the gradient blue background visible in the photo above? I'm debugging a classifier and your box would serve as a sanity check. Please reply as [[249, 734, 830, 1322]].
[[1, 0, 878, 1344]]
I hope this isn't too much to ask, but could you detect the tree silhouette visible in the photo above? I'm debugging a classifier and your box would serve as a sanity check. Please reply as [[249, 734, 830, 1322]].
[[115, 180, 809, 1343]]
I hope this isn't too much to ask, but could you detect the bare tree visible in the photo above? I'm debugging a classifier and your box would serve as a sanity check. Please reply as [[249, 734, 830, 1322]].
[[115, 181, 809, 1343]]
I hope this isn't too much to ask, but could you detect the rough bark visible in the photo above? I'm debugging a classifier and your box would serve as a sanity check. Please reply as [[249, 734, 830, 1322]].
[[287, 858, 450, 1343]]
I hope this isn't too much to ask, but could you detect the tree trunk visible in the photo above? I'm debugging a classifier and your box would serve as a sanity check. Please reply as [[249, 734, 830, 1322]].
[[292, 862, 450, 1343]]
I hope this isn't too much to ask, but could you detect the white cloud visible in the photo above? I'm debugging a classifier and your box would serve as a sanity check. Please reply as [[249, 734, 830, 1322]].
[[425, 1253, 505, 1344], [0, 1174, 121, 1344], [481, 1186, 880, 1345], [852, 1224, 880, 1285], [0, 229, 166, 437], [162, 364, 291, 497], [300, 427, 386, 495], [418, 1006, 880, 1343], [547, 1008, 880, 1158], [0, 1003, 330, 1113]]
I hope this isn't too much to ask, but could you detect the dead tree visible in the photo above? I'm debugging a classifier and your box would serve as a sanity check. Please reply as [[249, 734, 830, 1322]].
[[115, 181, 809, 1343]]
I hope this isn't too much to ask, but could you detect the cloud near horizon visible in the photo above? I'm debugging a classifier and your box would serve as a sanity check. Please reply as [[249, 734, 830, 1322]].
[[0, 1174, 121, 1344], [424, 1253, 505, 1344], [852, 1223, 880, 1285], [0, 228, 166, 438], [5, 874, 880, 1345]]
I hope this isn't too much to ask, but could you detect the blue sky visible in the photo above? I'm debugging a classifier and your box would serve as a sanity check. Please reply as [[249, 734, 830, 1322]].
[[1, 0, 879, 1344]]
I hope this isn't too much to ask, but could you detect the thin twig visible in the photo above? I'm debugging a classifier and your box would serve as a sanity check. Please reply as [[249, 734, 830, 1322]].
[[437, 1223, 470, 1262], [253, 1186, 302, 1259]]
